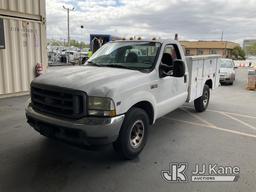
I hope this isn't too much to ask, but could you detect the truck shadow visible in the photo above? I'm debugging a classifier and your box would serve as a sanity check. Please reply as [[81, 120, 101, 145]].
[[2, 138, 129, 192]]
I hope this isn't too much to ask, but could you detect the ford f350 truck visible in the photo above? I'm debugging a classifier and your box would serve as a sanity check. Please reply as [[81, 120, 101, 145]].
[[26, 39, 220, 159]]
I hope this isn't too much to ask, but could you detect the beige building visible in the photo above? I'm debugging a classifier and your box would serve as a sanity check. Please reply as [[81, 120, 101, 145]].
[[180, 40, 240, 58], [0, 0, 47, 98]]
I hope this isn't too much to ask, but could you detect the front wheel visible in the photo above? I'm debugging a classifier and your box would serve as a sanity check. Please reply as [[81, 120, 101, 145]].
[[113, 108, 149, 160], [194, 84, 210, 112]]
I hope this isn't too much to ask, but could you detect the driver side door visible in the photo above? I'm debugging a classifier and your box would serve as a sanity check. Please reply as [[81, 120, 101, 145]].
[[155, 44, 188, 118]]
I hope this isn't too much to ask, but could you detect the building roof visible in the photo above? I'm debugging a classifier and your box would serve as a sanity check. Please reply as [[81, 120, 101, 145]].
[[243, 39, 256, 42], [180, 40, 239, 49]]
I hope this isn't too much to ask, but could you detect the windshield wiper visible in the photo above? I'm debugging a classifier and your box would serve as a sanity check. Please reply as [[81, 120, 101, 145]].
[[87, 61, 101, 66], [100, 64, 135, 70]]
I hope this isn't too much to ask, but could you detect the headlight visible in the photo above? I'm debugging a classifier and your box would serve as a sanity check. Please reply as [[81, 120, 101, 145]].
[[88, 96, 116, 117]]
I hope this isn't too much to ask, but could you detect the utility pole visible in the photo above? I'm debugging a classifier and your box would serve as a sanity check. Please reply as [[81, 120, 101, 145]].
[[174, 33, 178, 41], [63, 5, 75, 63], [221, 31, 224, 41], [80, 25, 84, 65]]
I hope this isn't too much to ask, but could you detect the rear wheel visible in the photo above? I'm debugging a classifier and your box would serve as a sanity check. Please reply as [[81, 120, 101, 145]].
[[194, 84, 210, 112], [113, 108, 149, 160]]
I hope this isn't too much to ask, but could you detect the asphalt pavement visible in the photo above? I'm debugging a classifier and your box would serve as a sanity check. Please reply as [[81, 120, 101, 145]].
[[0, 68, 255, 192]]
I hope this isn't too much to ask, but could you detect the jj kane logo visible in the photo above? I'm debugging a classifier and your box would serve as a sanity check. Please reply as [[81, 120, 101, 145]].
[[161, 163, 188, 182], [161, 163, 240, 183]]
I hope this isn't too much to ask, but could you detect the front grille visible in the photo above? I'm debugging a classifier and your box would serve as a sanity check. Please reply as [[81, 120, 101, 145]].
[[31, 83, 87, 119]]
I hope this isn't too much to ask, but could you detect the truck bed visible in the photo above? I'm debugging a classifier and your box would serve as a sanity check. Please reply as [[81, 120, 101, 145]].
[[186, 55, 220, 102]]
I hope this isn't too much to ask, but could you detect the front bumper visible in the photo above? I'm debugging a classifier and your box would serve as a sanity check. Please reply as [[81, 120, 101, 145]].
[[25, 103, 125, 146], [220, 74, 235, 83]]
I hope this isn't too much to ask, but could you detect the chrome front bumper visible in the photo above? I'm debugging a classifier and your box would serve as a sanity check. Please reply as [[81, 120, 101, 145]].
[[25, 102, 125, 145]]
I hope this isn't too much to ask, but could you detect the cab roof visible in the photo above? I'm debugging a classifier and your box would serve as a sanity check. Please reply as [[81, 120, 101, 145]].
[[111, 39, 179, 44]]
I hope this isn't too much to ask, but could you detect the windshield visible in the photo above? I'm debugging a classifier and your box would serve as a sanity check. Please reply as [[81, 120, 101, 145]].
[[87, 42, 161, 71], [220, 59, 234, 68]]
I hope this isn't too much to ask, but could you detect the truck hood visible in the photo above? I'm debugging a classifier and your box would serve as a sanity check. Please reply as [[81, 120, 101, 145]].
[[33, 66, 148, 97]]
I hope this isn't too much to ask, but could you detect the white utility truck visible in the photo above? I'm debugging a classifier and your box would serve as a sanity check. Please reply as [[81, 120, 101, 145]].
[[26, 39, 220, 159]]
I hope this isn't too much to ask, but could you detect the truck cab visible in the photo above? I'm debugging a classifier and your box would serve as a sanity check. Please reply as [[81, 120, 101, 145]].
[[26, 39, 220, 160]]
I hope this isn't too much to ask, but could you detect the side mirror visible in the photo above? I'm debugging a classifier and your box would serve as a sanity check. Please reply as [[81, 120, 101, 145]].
[[173, 60, 185, 77]]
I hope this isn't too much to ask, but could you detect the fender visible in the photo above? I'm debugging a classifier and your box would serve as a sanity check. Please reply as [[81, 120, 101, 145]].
[[198, 78, 213, 96], [119, 90, 157, 123]]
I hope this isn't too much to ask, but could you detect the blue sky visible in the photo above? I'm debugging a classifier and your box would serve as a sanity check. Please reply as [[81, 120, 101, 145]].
[[46, 0, 256, 44]]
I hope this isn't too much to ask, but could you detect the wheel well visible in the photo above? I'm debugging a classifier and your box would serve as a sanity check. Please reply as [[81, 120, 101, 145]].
[[205, 79, 213, 89], [132, 101, 154, 125]]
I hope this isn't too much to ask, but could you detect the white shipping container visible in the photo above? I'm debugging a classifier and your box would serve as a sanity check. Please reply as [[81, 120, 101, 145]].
[[0, 0, 45, 19], [0, 0, 47, 98]]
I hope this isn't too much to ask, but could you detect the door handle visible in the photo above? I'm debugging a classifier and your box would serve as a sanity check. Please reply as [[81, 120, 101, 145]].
[[184, 74, 187, 83], [150, 84, 158, 89]]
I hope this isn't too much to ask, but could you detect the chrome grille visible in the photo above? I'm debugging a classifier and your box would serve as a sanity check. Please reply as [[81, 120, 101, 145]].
[[31, 83, 86, 119]]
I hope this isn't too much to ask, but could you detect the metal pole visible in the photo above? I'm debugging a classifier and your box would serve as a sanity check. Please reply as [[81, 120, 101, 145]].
[[174, 33, 178, 41], [67, 8, 70, 46], [80, 25, 84, 65], [63, 6, 74, 64]]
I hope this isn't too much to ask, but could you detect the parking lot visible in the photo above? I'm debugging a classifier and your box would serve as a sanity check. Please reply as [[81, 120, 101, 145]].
[[0, 68, 255, 192]]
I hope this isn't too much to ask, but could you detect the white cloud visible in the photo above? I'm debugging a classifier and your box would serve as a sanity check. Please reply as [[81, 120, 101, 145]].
[[46, 0, 256, 44]]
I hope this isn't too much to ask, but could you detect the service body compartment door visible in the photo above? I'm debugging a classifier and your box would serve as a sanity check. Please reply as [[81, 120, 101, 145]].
[[213, 57, 220, 88], [196, 59, 204, 98], [186, 55, 220, 102]]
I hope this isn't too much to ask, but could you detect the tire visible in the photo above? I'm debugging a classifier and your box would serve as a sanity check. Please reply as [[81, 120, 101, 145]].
[[194, 84, 210, 112], [113, 107, 149, 160], [230, 82, 234, 85]]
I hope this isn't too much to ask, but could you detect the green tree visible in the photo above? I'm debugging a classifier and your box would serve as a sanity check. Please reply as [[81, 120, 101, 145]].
[[231, 46, 246, 60], [69, 39, 89, 49], [246, 43, 256, 56], [48, 39, 89, 49], [48, 39, 64, 46]]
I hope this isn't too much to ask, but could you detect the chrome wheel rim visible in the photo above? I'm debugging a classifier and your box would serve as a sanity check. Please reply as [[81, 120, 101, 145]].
[[203, 90, 209, 106], [129, 120, 144, 149]]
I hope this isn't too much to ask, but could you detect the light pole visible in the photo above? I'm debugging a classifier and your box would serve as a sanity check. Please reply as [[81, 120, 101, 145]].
[[80, 25, 86, 65], [63, 5, 75, 64], [221, 31, 224, 41]]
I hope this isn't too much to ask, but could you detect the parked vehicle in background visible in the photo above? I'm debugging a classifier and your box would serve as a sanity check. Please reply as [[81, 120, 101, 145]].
[[26, 39, 220, 160], [48, 45, 90, 65], [251, 62, 256, 70], [79, 51, 89, 65], [59, 50, 80, 64], [219, 58, 236, 85]]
